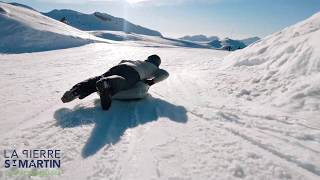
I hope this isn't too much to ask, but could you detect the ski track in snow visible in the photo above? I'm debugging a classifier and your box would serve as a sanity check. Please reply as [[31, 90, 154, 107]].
[[0, 43, 319, 180]]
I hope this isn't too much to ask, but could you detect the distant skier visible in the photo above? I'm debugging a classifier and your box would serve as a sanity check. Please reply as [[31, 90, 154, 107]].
[[59, 17, 68, 24], [61, 55, 169, 110]]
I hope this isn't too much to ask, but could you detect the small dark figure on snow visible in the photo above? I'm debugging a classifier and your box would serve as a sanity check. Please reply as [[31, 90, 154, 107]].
[[60, 17, 68, 24], [61, 55, 169, 110]]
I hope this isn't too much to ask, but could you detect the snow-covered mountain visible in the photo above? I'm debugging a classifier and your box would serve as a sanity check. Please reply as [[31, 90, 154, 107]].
[[44, 9, 162, 37], [179, 34, 219, 42], [223, 12, 320, 112], [0, 2, 106, 53], [0, 2, 206, 53], [208, 38, 246, 51], [180, 35, 260, 48], [240, 36, 261, 46]]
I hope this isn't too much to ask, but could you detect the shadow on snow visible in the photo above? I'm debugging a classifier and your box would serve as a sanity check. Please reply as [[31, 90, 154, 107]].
[[54, 95, 188, 158]]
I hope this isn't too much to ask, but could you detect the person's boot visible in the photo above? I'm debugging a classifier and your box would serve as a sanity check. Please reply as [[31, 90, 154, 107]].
[[61, 88, 80, 103], [96, 79, 112, 110]]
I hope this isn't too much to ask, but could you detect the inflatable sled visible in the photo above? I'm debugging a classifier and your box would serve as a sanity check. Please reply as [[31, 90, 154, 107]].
[[111, 82, 150, 101]]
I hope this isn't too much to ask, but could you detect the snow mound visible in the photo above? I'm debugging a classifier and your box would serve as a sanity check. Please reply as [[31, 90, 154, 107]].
[[223, 12, 320, 111], [0, 3, 104, 53]]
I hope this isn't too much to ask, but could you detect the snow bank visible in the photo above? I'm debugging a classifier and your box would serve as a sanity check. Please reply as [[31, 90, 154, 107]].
[[0, 3, 104, 53], [223, 12, 320, 111]]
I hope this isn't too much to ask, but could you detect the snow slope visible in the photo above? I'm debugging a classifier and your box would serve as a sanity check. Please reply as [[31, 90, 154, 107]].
[[0, 3, 106, 53], [0, 42, 319, 180], [223, 12, 320, 113], [44, 9, 162, 37]]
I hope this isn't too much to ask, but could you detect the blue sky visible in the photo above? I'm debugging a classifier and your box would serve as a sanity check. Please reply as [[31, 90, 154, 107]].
[[3, 0, 320, 38]]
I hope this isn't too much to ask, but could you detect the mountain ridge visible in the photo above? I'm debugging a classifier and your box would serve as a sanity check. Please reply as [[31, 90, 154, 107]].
[[179, 35, 219, 42], [44, 9, 162, 37], [180, 34, 260, 47]]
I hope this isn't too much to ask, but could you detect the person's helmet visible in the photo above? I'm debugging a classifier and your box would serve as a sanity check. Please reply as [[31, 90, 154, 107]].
[[145, 54, 161, 67]]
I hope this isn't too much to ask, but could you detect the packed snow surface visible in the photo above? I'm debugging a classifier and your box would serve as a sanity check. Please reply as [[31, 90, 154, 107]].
[[223, 12, 320, 113], [0, 3, 106, 53], [0, 41, 319, 179]]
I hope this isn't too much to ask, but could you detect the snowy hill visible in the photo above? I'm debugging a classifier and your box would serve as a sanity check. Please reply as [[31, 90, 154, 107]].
[[208, 38, 246, 51], [179, 34, 219, 42], [240, 36, 261, 46], [223, 12, 320, 112], [44, 9, 162, 37], [0, 2, 105, 53]]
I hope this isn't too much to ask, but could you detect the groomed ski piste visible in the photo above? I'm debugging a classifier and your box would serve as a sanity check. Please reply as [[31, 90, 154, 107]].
[[0, 2, 319, 180]]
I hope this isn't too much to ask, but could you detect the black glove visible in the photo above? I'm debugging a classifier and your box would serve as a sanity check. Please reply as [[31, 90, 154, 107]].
[[144, 79, 155, 86]]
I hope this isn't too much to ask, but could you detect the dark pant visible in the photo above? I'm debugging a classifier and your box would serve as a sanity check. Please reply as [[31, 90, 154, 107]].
[[73, 65, 140, 99]]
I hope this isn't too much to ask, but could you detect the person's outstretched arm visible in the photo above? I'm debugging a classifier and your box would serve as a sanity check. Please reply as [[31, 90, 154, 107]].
[[145, 69, 169, 86]]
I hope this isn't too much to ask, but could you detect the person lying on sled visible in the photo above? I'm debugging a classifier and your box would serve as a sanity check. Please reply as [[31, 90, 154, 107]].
[[61, 55, 169, 110]]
